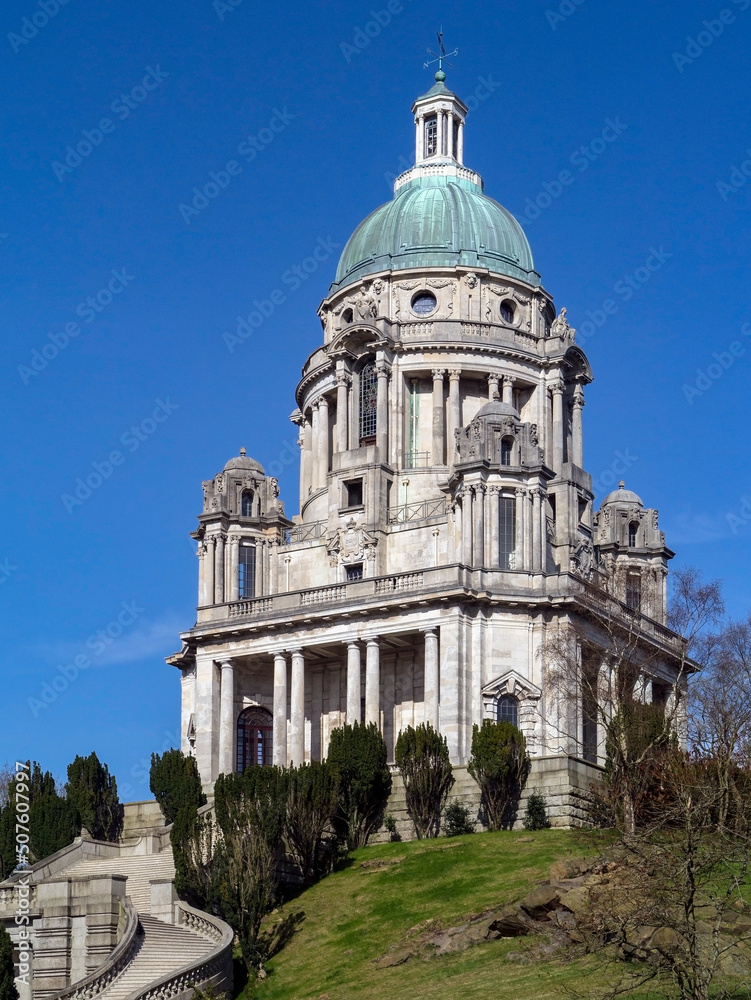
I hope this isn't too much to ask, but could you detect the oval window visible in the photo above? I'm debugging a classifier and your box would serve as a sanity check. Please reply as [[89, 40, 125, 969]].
[[411, 292, 437, 316], [500, 300, 515, 324]]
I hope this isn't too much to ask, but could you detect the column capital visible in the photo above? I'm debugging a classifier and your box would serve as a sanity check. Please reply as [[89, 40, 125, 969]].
[[272, 651, 287, 662], [530, 487, 546, 501], [423, 626, 438, 637], [448, 368, 461, 381], [573, 385, 586, 407], [501, 374, 515, 387], [550, 380, 565, 396], [375, 360, 391, 378], [515, 486, 528, 498], [287, 646, 304, 656], [336, 371, 352, 387], [346, 638, 361, 648], [364, 636, 380, 647], [431, 368, 447, 380]]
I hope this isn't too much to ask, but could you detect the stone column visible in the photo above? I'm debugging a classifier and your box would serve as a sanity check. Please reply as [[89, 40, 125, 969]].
[[423, 628, 439, 727], [336, 372, 350, 454], [524, 490, 533, 569], [214, 533, 226, 603], [473, 485, 485, 567], [572, 385, 585, 467], [461, 489, 473, 566], [532, 490, 543, 573], [502, 375, 515, 406], [273, 653, 287, 766], [318, 395, 330, 486], [448, 369, 461, 462], [416, 114, 424, 160], [290, 648, 305, 765], [269, 539, 278, 595], [551, 381, 564, 472], [218, 660, 235, 775], [299, 415, 310, 509], [376, 362, 390, 460], [346, 641, 361, 724], [488, 486, 500, 568], [457, 120, 464, 163], [515, 488, 526, 570], [438, 110, 445, 156], [487, 373, 500, 401], [198, 539, 211, 606], [228, 535, 239, 603], [432, 369, 446, 465], [365, 638, 380, 727]]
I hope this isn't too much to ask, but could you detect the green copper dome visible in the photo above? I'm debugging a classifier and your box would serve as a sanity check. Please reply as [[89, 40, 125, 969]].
[[331, 171, 540, 293]]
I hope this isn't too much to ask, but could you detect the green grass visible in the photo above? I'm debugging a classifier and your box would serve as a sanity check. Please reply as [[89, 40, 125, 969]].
[[250, 829, 627, 1000]]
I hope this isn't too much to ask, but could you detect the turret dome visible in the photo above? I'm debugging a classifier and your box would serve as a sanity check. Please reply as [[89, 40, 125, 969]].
[[223, 448, 264, 476], [602, 482, 643, 507]]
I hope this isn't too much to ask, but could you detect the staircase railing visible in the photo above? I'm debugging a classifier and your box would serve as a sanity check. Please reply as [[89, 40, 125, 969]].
[[122, 902, 234, 1000], [53, 897, 140, 1000]]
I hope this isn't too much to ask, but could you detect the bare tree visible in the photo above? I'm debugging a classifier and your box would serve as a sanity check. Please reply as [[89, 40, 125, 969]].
[[542, 566, 723, 835], [0, 764, 13, 809]]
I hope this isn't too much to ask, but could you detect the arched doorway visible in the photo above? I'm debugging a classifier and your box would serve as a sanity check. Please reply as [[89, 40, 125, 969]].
[[236, 706, 273, 771]]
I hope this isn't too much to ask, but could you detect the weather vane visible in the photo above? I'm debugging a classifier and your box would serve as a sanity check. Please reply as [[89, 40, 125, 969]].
[[423, 28, 458, 73]]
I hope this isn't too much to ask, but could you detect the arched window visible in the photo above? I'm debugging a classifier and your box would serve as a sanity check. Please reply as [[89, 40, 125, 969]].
[[342, 308, 353, 324], [241, 490, 254, 516], [628, 521, 639, 547], [500, 437, 514, 466], [236, 707, 273, 772], [359, 361, 378, 443], [425, 115, 438, 156], [497, 694, 519, 727]]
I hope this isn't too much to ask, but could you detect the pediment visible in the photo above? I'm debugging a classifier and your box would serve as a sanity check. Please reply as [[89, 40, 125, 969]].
[[482, 669, 541, 701]]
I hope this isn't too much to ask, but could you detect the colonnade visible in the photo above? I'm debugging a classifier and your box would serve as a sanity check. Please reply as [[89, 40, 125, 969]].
[[414, 110, 464, 163], [216, 628, 441, 771], [457, 484, 547, 573], [199, 534, 279, 606]]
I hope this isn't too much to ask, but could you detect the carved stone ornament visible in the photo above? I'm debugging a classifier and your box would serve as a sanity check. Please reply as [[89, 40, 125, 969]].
[[326, 517, 377, 566], [464, 272, 478, 289], [354, 284, 378, 321], [372, 278, 384, 294], [551, 307, 576, 342], [395, 279, 422, 290], [572, 538, 594, 577]]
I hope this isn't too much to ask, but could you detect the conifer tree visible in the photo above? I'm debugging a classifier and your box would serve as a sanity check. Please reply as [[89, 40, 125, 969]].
[[327, 722, 391, 849], [66, 752, 123, 842], [0, 924, 19, 1000]]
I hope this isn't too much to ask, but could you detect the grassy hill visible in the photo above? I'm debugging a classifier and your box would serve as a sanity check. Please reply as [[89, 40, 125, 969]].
[[250, 829, 635, 1000]]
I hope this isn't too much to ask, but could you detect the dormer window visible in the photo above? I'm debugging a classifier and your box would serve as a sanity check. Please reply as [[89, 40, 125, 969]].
[[425, 115, 438, 157], [241, 490, 254, 516], [628, 521, 639, 547]]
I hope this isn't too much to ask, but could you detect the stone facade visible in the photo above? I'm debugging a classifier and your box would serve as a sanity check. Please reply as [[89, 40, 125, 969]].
[[168, 75, 683, 822]]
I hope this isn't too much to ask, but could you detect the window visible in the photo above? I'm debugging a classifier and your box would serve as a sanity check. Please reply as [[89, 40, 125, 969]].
[[238, 545, 256, 599], [497, 695, 518, 727], [346, 563, 363, 581], [411, 292, 437, 315], [499, 496, 516, 570], [628, 521, 639, 547], [425, 115, 438, 156], [626, 572, 641, 612], [500, 300, 515, 324], [241, 490, 254, 516], [236, 707, 273, 772], [343, 308, 353, 324], [500, 437, 514, 466], [452, 118, 459, 158], [345, 479, 363, 507], [359, 361, 378, 442]]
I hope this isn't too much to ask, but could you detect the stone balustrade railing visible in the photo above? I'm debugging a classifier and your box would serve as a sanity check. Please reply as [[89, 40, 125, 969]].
[[0, 882, 36, 914], [53, 898, 140, 1000], [123, 902, 233, 1000]]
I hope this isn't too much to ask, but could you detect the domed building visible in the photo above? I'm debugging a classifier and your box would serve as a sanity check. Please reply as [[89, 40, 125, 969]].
[[169, 75, 682, 825]]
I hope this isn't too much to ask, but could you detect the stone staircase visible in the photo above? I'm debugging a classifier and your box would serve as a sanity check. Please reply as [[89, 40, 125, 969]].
[[95, 915, 212, 1000], [62, 852, 176, 914]]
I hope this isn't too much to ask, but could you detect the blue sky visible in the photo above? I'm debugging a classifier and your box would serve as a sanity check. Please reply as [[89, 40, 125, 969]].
[[1, 0, 750, 793]]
